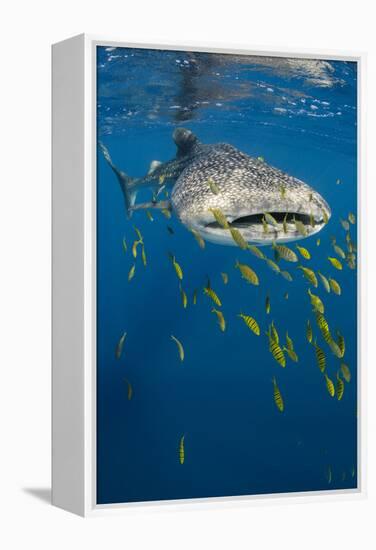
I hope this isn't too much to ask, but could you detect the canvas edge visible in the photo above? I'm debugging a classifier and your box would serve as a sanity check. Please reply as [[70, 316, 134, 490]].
[[52, 33, 86, 517], [52, 33, 367, 517]]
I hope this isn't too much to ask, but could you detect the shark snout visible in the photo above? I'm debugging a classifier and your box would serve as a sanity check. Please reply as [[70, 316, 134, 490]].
[[185, 185, 331, 247]]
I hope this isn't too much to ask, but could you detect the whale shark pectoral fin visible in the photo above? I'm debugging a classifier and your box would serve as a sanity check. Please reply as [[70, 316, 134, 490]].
[[173, 128, 200, 158], [99, 141, 137, 219]]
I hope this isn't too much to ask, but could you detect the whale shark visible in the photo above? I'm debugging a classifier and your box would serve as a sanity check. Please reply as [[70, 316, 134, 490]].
[[99, 128, 331, 246]]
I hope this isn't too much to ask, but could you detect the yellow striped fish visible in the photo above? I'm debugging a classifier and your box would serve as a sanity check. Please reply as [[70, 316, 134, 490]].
[[203, 285, 222, 307], [221, 272, 229, 285], [230, 227, 248, 250], [268, 335, 286, 368], [298, 266, 318, 287], [161, 208, 172, 219], [146, 210, 154, 222], [171, 335, 184, 362], [272, 243, 298, 263], [179, 434, 185, 464], [348, 212, 356, 224], [285, 332, 294, 352], [192, 288, 198, 305], [264, 212, 279, 228], [265, 295, 271, 314], [272, 377, 284, 412], [285, 332, 298, 361], [122, 237, 127, 253], [346, 254, 356, 270], [308, 288, 325, 314], [141, 244, 147, 267], [333, 244, 346, 259], [212, 308, 226, 332], [340, 363, 351, 383], [306, 320, 313, 343], [270, 321, 280, 345], [340, 218, 350, 231], [325, 373, 335, 397], [248, 244, 265, 259], [265, 258, 281, 274], [336, 372, 345, 401], [281, 270, 293, 282], [314, 340, 326, 372], [315, 312, 332, 345], [132, 239, 141, 258], [190, 228, 206, 249], [235, 260, 259, 285], [115, 331, 127, 360], [309, 212, 315, 228], [328, 339, 343, 359], [179, 284, 188, 309], [207, 177, 220, 194], [329, 278, 341, 295], [282, 212, 288, 234], [336, 330, 345, 358], [285, 347, 298, 362], [294, 218, 307, 236], [296, 244, 311, 259], [318, 271, 331, 293], [123, 378, 133, 400], [128, 263, 136, 282], [322, 210, 329, 224], [209, 207, 229, 229], [133, 226, 143, 242], [328, 256, 343, 270], [238, 313, 260, 336], [262, 216, 269, 233], [169, 253, 183, 280]]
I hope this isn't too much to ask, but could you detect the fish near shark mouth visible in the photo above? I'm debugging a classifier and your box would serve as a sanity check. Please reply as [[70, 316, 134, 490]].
[[206, 211, 321, 229], [201, 209, 330, 245]]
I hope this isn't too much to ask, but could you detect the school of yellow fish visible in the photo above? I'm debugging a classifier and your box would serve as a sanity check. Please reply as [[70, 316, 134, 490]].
[[116, 177, 356, 473]]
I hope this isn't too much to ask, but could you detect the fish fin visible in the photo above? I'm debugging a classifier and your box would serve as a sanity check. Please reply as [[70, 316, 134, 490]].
[[99, 141, 137, 218], [173, 128, 200, 158], [147, 160, 162, 174]]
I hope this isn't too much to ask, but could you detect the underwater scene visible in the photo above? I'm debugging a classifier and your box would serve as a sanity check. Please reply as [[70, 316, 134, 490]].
[[96, 46, 358, 505]]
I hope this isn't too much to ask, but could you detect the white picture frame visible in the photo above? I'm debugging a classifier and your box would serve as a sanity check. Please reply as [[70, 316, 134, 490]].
[[52, 34, 366, 517]]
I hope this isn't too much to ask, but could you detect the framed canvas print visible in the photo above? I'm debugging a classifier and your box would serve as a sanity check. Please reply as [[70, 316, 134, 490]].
[[52, 35, 365, 516]]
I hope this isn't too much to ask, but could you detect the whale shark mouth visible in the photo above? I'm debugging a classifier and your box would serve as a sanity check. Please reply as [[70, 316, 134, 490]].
[[198, 208, 330, 246], [206, 211, 323, 230]]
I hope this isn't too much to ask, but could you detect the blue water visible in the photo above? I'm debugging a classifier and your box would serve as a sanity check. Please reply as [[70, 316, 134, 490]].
[[96, 46, 357, 504]]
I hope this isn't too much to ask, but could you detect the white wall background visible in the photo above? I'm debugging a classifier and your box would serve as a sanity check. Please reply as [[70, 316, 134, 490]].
[[0, 0, 375, 547]]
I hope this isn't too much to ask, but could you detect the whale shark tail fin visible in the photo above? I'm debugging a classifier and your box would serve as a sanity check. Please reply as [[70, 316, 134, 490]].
[[99, 142, 137, 218]]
